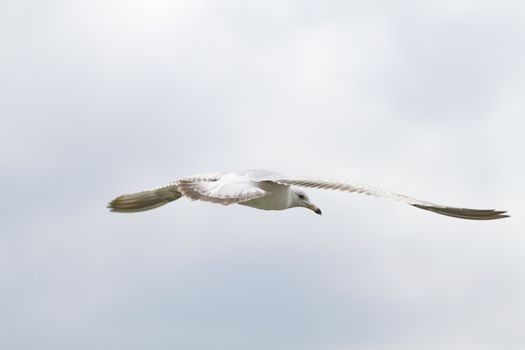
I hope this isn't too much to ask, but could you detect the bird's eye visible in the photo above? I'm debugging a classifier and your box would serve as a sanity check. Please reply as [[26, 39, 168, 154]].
[[298, 194, 305, 199]]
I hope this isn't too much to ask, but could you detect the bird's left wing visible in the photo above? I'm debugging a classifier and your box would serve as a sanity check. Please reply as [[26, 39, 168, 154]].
[[268, 177, 508, 220]]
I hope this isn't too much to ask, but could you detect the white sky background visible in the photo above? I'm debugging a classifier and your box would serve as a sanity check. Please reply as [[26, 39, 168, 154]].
[[1, 0, 524, 349]]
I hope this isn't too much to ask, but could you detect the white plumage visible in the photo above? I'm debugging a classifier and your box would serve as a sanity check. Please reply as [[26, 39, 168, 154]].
[[108, 169, 508, 220]]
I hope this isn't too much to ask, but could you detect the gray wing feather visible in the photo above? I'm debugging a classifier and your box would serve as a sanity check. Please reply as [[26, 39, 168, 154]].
[[271, 177, 508, 220], [108, 172, 224, 212], [108, 184, 182, 212], [176, 174, 267, 205], [107, 171, 268, 211]]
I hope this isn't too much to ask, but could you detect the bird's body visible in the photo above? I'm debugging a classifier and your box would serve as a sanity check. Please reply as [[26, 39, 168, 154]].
[[108, 169, 508, 220], [238, 178, 292, 211]]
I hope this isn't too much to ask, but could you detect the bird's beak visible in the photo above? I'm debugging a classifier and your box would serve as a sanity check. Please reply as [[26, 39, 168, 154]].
[[306, 203, 322, 215]]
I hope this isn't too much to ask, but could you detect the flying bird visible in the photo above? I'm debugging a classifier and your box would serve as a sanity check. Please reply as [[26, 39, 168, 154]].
[[107, 169, 508, 220]]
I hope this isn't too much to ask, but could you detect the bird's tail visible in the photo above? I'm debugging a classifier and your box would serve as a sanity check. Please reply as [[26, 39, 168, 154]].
[[108, 185, 182, 213]]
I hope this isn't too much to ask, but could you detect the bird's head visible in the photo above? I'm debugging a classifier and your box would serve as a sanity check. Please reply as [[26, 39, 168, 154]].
[[291, 189, 322, 215]]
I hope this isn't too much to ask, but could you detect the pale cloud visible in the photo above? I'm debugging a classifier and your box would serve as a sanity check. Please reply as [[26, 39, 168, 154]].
[[1, 0, 524, 349]]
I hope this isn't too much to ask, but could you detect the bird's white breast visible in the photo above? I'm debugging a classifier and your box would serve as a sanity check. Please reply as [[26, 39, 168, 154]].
[[238, 181, 292, 211]]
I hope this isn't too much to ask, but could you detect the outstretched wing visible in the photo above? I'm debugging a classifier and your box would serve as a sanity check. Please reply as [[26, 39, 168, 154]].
[[108, 184, 183, 212], [176, 172, 269, 205], [108, 172, 224, 212], [270, 177, 508, 220]]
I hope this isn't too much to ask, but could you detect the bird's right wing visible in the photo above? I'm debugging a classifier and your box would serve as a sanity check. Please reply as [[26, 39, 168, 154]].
[[176, 172, 269, 205], [108, 184, 183, 212], [107, 172, 225, 212], [270, 177, 508, 220]]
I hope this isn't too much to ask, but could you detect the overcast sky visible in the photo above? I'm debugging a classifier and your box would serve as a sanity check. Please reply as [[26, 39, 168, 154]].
[[1, 0, 524, 349]]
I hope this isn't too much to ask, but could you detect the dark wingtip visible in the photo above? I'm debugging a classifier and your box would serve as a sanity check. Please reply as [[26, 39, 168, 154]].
[[412, 204, 509, 220], [107, 199, 117, 211]]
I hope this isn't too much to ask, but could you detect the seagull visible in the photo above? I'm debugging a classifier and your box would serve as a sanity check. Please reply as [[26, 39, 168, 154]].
[[107, 169, 508, 220]]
